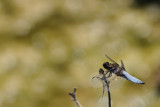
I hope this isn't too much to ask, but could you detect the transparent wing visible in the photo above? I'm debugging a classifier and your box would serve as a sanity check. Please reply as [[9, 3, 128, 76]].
[[91, 74, 125, 91], [106, 74, 126, 90], [91, 76, 108, 97], [121, 60, 126, 70], [98, 96, 108, 107], [91, 75, 103, 88], [105, 54, 119, 65]]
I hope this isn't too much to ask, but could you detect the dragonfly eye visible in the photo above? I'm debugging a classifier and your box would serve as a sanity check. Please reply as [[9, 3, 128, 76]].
[[99, 68, 104, 75], [103, 62, 110, 69]]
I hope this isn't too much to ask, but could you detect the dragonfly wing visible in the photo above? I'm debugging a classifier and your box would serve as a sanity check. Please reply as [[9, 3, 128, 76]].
[[122, 71, 145, 84], [121, 60, 126, 70], [105, 54, 119, 65], [91, 75, 104, 88], [107, 74, 126, 90]]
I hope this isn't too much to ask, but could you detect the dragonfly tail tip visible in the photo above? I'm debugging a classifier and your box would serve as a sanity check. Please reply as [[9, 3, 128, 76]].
[[141, 82, 145, 84]]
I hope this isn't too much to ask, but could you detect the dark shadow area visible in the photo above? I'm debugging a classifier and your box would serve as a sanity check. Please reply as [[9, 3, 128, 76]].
[[155, 65, 160, 97], [133, 0, 160, 7]]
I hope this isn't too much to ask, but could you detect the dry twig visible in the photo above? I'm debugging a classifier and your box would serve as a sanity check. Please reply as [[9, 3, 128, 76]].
[[105, 80, 111, 107], [69, 88, 82, 107], [93, 68, 112, 107]]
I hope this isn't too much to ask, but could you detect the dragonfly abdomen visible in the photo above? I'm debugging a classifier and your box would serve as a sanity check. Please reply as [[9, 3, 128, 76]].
[[122, 71, 145, 84]]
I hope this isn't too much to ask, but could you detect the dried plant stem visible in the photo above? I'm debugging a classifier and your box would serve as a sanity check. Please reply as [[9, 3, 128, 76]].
[[69, 88, 82, 107], [104, 77, 111, 107], [106, 82, 111, 107]]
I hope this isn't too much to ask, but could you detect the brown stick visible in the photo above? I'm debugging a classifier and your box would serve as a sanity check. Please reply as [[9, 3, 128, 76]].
[[69, 88, 82, 107], [106, 81, 111, 107], [104, 76, 111, 107]]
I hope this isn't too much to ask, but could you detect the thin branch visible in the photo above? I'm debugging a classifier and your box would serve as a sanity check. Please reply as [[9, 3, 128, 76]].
[[104, 76, 111, 107], [69, 88, 82, 107], [94, 68, 112, 107], [106, 81, 111, 107]]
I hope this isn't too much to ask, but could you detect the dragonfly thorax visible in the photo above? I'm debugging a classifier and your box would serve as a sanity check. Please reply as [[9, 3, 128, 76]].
[[113, 67, 123, 76], [103, 61, 123, 76], [103, 62, 113, 70]]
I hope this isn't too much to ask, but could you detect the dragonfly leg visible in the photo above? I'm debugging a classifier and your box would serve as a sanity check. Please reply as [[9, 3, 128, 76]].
[[107, 72, 112, 78], [104, 70, 109, 75], [92, 75, 101, 80]]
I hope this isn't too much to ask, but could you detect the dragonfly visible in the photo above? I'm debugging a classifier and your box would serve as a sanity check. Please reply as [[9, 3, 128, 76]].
[[92, 55, 145, 96], [102, 55, 145, 84]]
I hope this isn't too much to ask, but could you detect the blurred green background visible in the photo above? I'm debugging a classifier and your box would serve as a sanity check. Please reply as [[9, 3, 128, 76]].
[[0, 0, 160, 107]]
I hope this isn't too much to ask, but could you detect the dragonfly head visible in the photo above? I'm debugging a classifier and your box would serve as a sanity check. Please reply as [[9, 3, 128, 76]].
[[103, 62, 112, 70]]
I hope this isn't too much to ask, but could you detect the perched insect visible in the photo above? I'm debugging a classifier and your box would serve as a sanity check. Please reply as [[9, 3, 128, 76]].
[[92, 55, 145, 96], [91, 55, 145, 107], [103, 55, 145, 84]]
